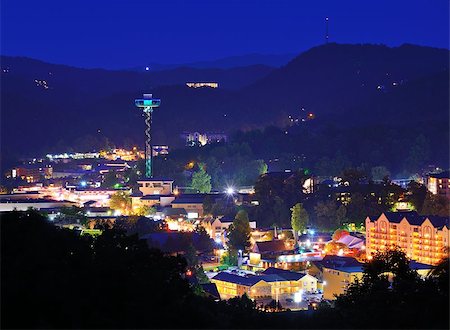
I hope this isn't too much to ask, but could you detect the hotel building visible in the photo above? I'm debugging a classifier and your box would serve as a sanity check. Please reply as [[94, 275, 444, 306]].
[[365, 212, 449, 265]]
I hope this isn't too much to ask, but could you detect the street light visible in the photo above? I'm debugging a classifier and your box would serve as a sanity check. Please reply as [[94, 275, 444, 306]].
[[225, 186, 235, 195], [294, 290, 303, 303]]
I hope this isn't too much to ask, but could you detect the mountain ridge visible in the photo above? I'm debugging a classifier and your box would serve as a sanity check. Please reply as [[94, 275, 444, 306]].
[[1, 43, 448, 170]]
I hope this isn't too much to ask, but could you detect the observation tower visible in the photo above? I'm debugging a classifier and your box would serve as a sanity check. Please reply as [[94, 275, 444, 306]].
[[135, 94, 161, 178]]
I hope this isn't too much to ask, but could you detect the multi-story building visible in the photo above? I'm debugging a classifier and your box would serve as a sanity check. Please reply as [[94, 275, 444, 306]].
[[365, 212, 449, 265], [205, 215, 257, 243], [427, 170, 450, 199], [211, 270, 317, 300], [317, 256, 364, 301], [310, 255, 433, 300], [10, 165, 53, 183]]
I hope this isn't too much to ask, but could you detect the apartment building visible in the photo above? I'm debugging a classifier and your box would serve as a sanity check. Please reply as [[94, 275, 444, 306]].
[[365, 212, 449, 265]]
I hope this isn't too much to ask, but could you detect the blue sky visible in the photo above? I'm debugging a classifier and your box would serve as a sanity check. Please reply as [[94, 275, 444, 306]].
[[1, 0, 448, 68]]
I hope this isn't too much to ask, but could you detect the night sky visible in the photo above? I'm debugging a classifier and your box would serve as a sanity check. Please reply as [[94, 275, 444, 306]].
[[1, 0, 448, 69]]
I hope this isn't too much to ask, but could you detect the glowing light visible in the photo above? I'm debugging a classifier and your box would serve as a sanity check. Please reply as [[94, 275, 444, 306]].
[[226, 187, 235, 195], [294, 290, 303, 303], [80, 181, 87, 187], [323, 281, 327, 286], [168, 222, 180, 231], [215, 238, 222, 244], [337, 249, 344, 256]]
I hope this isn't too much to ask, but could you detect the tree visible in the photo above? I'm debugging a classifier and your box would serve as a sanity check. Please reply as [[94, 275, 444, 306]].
[[191, 163, 212, 193], [102, 171, 118, 188], [133, 205, 156, 217], [314, 200, 341, 230], [194, 224, 213, 252], [334, 248, 449, 329], [221, 250, 238, 266], [257, 160, 268, 175], [291, 203, 309, 244], [202, 195, 214, 215], [184, 243, 209, 284], [227, 210, 251, 252], [109, 191, 132, 215], [371, 166, 390, 181], [405, 134, 430, 173], [407, 181, 427, 212], [421, 192, 450, 216], [55, 206, 88, 226]]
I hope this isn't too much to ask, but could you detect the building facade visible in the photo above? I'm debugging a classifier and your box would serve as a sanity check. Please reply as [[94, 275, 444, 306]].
[[365, 212, 449, 265], [427, 171, 450, 199]]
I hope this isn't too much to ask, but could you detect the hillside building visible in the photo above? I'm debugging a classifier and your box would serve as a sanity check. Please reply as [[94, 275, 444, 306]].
[[427, 170, 450, 199], [365, 212, 449, 265]]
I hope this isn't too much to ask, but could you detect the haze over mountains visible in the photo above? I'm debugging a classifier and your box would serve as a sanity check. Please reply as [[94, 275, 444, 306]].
[[1, 43, 449, 170], [126, 53, 297, 72]]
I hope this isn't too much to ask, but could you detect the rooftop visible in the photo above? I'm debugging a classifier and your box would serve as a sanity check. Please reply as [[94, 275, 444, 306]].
[[261, 267, 307, 281], [252, 240, 292, 254], [368, 212, 449, 229], [314, 255, 364, 273], [428, 170, 449, 179], [137, 178, 174, 182]]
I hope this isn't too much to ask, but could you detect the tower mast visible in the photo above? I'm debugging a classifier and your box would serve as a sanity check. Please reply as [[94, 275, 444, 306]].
[[135, 94, 161, 178]]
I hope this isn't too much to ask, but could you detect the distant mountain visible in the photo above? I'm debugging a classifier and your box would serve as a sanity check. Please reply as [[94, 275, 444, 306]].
[[1, 43, 448, 171], [127, 53, 296, 72]]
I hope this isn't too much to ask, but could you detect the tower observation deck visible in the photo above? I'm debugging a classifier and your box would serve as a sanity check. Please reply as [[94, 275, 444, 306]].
[[135, 94, 161, 178]]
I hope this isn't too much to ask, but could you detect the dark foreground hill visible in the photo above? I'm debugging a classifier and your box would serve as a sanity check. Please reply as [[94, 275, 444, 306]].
[[1, 43, 448, 170]]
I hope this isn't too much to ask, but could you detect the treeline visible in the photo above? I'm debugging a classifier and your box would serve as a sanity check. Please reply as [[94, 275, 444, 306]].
[[232, 123, 448, 178]]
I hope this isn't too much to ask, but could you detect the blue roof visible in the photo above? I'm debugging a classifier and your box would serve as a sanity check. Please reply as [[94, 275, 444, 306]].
[[172, 194, 213, 204], [409, 261, 434, 270], [258, 274, 287, 282], [140, 195, 160, 200], [369, 212, 449, 229], [428, 171, 449, 179], [200, 283, 220, 299], [314, 255, 364, 273], [212, 272, 292, 286], [212, 272, 262, 286], [261, 267, 307, 281]]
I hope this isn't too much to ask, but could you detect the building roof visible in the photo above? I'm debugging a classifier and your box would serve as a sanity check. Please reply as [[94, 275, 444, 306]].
[[261, 267, 307, 281], [409, 261, 434, 271], [137, 178, 174, 182], [140, 195, 161, 200], [218, 216, 235, 223], [368, 212, 449, 229], [261, 171, 295, 181], [200, 283, 220, 300], [171, 193, 212, 204], [252, 240, 292, 254], [428, 170, 449, 179], [314, 255, 364, 273], [162, 207, 187, 216], [212, 272, 262, 286], [336, 235, 365, 249]]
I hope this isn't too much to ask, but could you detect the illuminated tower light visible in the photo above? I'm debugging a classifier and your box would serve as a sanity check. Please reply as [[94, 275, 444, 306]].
[[135, 94, 161, 178]]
